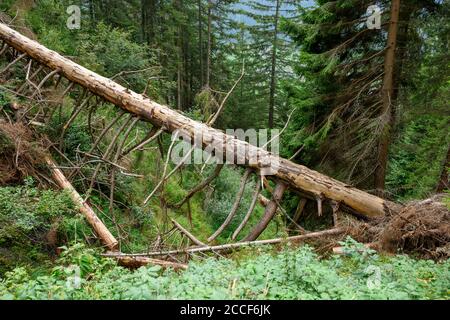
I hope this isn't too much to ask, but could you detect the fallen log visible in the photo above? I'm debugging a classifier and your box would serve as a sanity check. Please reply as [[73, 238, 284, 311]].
[[112, 255, 188, 270], [44, 155, 118, 250], [102, 228, 345, 257], [0, 23, 401, 218], [332, 243, 379, 255]]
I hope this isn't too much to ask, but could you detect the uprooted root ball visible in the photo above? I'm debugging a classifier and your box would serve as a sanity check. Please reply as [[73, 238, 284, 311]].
[[380, 196, 450, 260]]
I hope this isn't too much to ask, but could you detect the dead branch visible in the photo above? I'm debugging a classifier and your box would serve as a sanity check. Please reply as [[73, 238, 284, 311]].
[[30, 68, 59, 99], [86, 115, 133, 199], [60, 93, 94, 139], [232, 177, 261, 240], [109, 116, 140, 213], [316, 193, 324, 217], [292, 198, 307, 224], [0, 52, 26, 74], [103, 228, 345, 257], [69, 110, 125, 179], [331, 200, 341, 226], [121, 126, 164, 157], [174, 163, 224, 208], [112, 255, 188, 270], [243, 182, 287, 241], [208, 168, 252, 242], [207, 62, 245, 125], [171, 218, 206, 247]]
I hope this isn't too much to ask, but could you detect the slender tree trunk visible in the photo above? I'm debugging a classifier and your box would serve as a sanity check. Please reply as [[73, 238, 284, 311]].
[[89, 0, 95, 22], [374, 0, 401, 196], [198, 0, 204, 86], [206, 0, 212, 88], [436, 145, 450, 193], [141, 0, 158, 45], [176, 0, 183, 109], [141, 0, 147, 43], [268, 0, 281, 129]]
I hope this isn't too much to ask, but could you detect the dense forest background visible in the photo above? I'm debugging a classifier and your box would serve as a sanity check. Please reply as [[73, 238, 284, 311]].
[[0, 0, 448, 300]]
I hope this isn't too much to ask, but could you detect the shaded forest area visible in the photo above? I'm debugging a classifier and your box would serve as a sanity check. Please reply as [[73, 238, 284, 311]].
[[0, 0, 448, 300]]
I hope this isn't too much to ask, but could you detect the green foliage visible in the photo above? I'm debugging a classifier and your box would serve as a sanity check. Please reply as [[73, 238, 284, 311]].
[[0, 182, 89, 275], [25, 0, 80, 54], [387, 116, 449, 200], [281, 0, 448, 193], [386, 3, 450, 200], [205, 166, 281, 241], [62, 123, 92, 160], [1, 242, 448, 300], [77, 22, 161, 92]]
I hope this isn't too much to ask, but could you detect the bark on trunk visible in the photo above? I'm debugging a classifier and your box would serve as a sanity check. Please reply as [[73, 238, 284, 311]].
[[268, 0, 281, 129], [205, 0, 212, 88], [374, 0, 401, 195], [0, 22, 401, 218], [198, 0, 204, 86]]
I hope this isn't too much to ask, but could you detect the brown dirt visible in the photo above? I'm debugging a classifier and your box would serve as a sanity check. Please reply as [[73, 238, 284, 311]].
[[0, 120, 47, 185]]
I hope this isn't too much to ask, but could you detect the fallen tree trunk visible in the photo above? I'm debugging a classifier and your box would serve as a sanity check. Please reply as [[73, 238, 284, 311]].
[[0, 23, 401, 218], [332, 243, 379, 255], [103, 228, 345, 257], [44, 155, 119, 250], [113, 255, 188, 270]]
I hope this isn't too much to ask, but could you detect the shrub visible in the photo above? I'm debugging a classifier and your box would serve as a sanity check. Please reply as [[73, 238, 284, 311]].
[[0, 181, 87, 274]]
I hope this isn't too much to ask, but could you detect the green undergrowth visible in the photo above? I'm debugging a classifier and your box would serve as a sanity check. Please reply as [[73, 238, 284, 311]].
[[0, 240, 448, 300], [0, 178, 87, 275]]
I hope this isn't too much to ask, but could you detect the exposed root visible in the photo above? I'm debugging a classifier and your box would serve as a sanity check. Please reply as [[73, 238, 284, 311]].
[[346, 195, 450, 260], [380, 196, 450, 260]]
